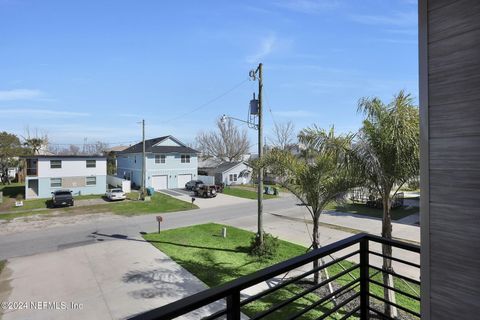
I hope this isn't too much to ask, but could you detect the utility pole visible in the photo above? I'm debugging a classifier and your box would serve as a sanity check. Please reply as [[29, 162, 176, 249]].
[[141, 119, 146, 197], [257, 63, 264, 246]]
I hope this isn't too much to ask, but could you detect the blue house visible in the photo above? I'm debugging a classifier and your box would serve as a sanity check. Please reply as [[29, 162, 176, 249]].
[[116, 136, 199, 190]]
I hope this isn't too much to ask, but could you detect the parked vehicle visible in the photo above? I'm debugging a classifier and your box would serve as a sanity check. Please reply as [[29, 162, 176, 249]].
[[194, 184, 217, 198], [105, 188, 126, 201], [51, 189, 74, 207], [214, 183, 224, 193], [185, 180, 204, 191]]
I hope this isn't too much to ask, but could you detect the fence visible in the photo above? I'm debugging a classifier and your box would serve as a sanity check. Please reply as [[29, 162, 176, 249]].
[[198, 175, 215, 185], [107, 175, 131, 193], [130, 233, 420, 320]]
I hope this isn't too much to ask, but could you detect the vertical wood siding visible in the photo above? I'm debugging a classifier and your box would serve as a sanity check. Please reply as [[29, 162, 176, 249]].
[[426, 0, 480, 318]]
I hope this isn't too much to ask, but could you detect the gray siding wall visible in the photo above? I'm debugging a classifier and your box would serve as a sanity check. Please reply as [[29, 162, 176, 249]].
[[421, 1, 480, 318]]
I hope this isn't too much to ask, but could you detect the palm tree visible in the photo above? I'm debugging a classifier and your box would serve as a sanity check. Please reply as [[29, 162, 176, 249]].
[[353, 90, 419, 317], [23, 137, 45, 155], [263, 126, 358, 284]]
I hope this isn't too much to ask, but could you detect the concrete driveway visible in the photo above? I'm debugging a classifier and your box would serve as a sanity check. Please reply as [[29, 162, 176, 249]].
[[0, 238, 224, 320], [160, 188, 252, 209]]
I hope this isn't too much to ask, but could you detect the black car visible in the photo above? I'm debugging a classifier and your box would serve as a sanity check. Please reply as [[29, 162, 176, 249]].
[[185, 180, 204, 191], [51, 189, 74, 207]]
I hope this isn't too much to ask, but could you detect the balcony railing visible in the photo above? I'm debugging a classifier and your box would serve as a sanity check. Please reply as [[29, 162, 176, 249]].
[[26, 167, 38, 176], [130, 233, 420, 320]]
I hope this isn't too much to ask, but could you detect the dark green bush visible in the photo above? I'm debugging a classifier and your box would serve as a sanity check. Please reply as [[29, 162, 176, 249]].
[[249, 232, 279, 259]]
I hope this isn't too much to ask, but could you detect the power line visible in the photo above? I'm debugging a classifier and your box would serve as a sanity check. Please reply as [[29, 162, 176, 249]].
[[160, 77, 250, 124], [40, 78, 251, 147], [47, 140, 138, 147], [263, 86, 278, 128]]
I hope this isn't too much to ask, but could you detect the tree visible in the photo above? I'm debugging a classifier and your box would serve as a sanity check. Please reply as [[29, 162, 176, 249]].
[[105, 151, 117, 175], [0, 132, 24, 184], [263, 126, 358, 284], [22, 127, 48, 155], [68, 145, 81, 155], [352, 90, 419, 317], [195, 118, 250, 162], [90, 141, 109, 155], [269, 121, 296, 150]]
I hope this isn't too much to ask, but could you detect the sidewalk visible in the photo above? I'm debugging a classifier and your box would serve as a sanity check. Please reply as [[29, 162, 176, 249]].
[[0, 238, 224, 320], [226, 206, 420, 280], [265, 204, 420, 243]]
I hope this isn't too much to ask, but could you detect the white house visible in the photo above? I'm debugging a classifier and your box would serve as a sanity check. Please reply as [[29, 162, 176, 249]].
[[116, 136, 199, 190], [204, 162, 252, 186], [23, 155, 107, 199]]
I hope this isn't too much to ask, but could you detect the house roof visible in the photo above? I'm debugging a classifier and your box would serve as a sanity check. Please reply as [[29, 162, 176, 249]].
[[198, 158, 223, 169], [211, 161, 251, 174], [118, 136, 199, 155], [105, 145, 130, 153], [21, 155, 106, 159]]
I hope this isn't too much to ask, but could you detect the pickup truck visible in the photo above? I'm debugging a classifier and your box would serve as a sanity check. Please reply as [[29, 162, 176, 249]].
[[51, 189, 74, 207], [194, 184, 218, 198]]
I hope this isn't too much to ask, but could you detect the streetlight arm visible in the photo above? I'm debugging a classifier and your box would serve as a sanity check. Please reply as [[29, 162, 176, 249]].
[[221, 114, 258, 130]]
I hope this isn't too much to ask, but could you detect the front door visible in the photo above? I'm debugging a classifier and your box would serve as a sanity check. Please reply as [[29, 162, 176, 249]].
[[27, 179, 39, 198]]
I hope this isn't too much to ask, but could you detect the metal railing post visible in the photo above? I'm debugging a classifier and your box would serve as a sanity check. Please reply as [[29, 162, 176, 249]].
[[360, 238, 370, 319], [226, 290, 241, 320]]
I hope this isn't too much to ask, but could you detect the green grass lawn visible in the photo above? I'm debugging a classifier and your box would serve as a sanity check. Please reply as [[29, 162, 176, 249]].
[[144, 223, 420, 319], [223, 187, 277, 200], [109, 192, 197, 215], [0, 192, 197, 221], [324, 202, 418, 221]]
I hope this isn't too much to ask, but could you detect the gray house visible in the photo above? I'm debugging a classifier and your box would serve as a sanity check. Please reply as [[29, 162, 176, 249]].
[[116, 136, 199, 190]]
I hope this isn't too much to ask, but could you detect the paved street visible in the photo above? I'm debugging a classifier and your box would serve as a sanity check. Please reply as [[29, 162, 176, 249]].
[[0, 194, 420, 319]]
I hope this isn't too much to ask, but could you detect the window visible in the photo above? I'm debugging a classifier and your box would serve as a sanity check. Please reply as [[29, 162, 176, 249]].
[[155, 155, 166, 164], [229, 174, 237, 182], [86, 160, 96, 168], [181, 155, 190, 163], [50, 160, 62, 169], [239, 170, 249, 178], [86, 176, 96, 186], [50, 178, 62, 188]]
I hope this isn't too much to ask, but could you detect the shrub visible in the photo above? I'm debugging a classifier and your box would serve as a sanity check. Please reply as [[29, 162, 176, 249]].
[[249, 233, 279, 259]]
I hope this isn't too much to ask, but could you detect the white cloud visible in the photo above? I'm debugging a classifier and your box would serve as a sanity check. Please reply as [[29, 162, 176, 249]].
[[274, 0, 342, 14], [273, 110, 314, 118], [0, 108, 90, 118], [0, 89, 44, 101], [245, 35, 277, 64]]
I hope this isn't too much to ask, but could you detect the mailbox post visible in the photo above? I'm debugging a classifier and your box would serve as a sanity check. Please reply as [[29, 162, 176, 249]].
[[156, 216, 163, 233]]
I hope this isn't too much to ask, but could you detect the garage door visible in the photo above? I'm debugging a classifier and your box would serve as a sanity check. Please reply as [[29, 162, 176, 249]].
[[151, 175, 168, 190], [177, 174, 192, 189]]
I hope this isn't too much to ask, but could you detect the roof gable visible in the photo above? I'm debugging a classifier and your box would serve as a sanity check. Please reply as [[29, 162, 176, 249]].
[[119, 135, 199, 154], [152, 136, 183, 147], [212, 161, 251, 173]]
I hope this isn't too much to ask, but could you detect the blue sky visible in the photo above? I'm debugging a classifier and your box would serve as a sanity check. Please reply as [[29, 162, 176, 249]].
[[0, 0, 418, 149]]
